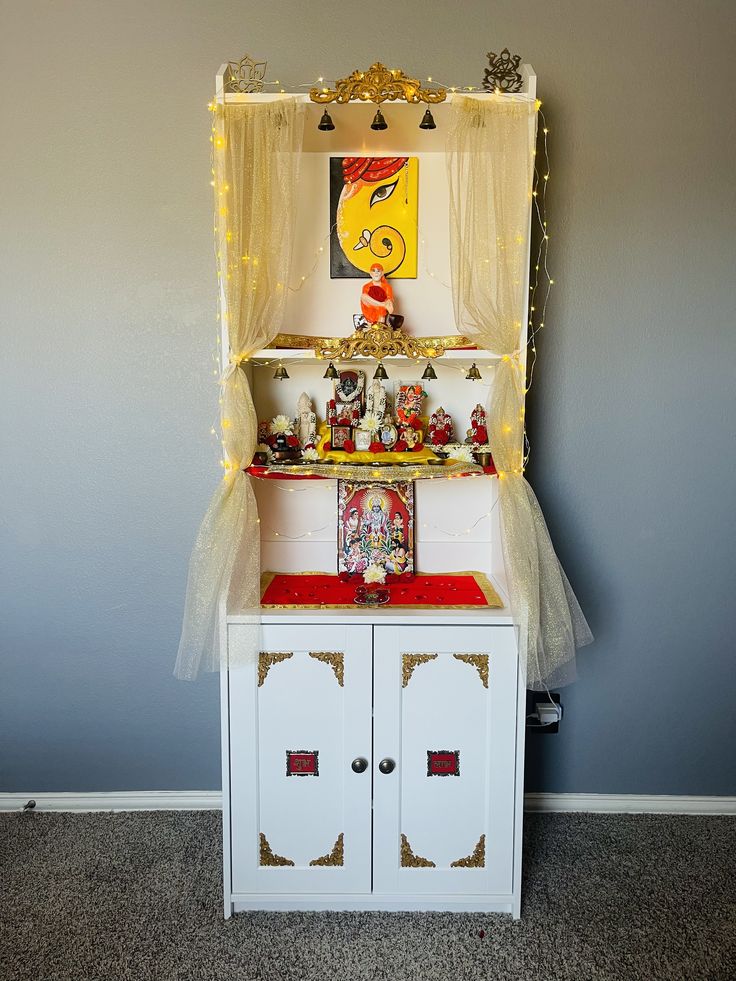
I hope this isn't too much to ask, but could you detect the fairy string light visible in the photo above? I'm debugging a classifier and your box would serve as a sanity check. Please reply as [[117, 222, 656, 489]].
[[526, 107, 552, 396]]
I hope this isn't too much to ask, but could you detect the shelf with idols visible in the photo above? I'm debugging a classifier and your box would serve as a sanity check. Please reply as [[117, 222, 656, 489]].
[[242, 268, 502, 482]]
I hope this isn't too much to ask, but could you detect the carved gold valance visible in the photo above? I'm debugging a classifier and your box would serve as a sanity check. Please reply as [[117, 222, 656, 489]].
[[272, 329, 471, 361], [310, 63, 446, 105]]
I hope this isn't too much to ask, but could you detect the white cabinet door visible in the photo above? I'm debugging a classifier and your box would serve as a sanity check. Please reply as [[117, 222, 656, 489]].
[[229, 623, 373, 895], [372, 625, 518, 897]]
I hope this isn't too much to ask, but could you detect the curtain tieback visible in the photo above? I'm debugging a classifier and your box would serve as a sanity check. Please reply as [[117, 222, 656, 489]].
[[500, 349, 523, 365], [221, 354, 248, 384]]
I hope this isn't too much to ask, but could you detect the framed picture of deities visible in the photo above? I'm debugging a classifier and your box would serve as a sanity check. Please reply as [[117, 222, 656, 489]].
[[330, 425, 353, 450], [337, 481, 415, 581], [354, 429, 373, 452]]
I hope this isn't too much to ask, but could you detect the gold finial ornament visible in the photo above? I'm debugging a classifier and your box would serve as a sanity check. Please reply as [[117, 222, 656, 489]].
[[224, 54, 268, 93], [310, 63, 446, 105]]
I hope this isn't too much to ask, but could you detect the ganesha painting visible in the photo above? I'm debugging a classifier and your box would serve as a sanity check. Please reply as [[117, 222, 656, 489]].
[[329, 156, 418, 278]]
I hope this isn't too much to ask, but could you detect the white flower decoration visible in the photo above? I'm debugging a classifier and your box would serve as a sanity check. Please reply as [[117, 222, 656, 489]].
[[302, 447, 320, 462], [450, 444, 475, 463], [269, 414, 293, 435], [363, 563, 387, 585], [359, 411, 382, 433]]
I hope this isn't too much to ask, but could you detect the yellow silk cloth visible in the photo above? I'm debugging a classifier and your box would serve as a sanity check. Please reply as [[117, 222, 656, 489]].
[[316, 421, 437, 464]]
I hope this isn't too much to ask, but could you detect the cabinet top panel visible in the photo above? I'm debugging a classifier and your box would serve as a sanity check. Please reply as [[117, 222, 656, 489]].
[[228, 608, 514, 626]]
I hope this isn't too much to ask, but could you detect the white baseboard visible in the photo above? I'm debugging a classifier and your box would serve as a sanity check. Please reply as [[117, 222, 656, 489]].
[[0, 791, 221, 813], [524, 793, 736, 815], [1, 791, 734, 815]]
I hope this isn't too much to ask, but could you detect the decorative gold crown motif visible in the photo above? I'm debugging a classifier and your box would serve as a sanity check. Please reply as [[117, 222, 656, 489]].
[[224, 54, 268, 93], [310, 63, 446, 105]]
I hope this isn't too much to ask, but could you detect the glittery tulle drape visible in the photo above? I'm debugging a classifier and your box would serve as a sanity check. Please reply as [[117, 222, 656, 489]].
[[175, 100, 304, 680], [447, 96, 592, 689]]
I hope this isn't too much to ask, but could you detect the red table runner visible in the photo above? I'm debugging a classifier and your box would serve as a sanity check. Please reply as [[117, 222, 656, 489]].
[[260, 572, 502, 609]]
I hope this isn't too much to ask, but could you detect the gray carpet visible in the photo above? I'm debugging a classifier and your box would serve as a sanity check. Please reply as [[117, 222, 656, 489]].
[[1, 811, 734, 981]]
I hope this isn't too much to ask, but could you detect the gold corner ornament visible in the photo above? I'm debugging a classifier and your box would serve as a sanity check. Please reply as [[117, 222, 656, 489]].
[[259, 832, 295, 867], [400, 833, 436, 868], [402, 653, 438, 688], [310, 63, 446, 105], [450, 834, 486, 868], [258, 651, 293, 687], [309, 651, 345, 687], [309, 833, 345, 867], [453, 653, 489, 688], [224, 54, 268, 93]]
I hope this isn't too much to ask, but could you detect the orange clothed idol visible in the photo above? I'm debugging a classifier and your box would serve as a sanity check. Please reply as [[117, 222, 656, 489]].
[[360, 263, 394, 324]]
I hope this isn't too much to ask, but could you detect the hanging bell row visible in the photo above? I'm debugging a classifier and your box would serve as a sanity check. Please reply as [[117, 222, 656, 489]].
[[317, 107, 436, 132]]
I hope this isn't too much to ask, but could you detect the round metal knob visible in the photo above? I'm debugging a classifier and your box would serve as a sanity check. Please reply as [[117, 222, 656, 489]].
[[378, 758, 396, 774], [351, 757, 368, 773]]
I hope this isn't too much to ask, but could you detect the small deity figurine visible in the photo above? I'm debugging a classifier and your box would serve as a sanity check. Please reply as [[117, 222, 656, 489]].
[[399, 426, 423, 450], [258, 420, 270, 444], [467, 403, 489, 445], [365, 377, 388, 422], [360, 262, 394, 325], [332, 369, 365, 425], [427, 406, 455, 446], [295, 392, 317, 449], [266, 414, 300, 458], [396, 383, 426, 428], [378, 414, 398, 449]]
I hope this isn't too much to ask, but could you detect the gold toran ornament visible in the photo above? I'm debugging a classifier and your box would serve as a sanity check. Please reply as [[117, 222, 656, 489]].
[[310, 63, 446, 105]]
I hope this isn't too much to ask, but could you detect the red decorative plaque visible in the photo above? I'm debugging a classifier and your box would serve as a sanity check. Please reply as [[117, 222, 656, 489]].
[[427, 750, 460, 777], [286, 750, 319, 776]]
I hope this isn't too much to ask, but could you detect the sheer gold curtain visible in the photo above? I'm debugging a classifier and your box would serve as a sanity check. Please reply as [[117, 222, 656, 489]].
[[175, 99, 304, 680], [447, 95, 592, 689]]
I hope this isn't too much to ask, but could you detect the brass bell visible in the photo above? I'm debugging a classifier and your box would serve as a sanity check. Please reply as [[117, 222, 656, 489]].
[[373, 361, 389, 380], [466, 362, 482, 381], [323, 360, 339, 379], [419, 108, 436, 130], [273, 363, 290, 380], [370, 108, 388, 131], [318, 109, 335, 131], [421, 360, 437, 381]]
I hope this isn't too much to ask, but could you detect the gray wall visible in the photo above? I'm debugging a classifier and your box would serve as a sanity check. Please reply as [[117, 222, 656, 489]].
[[1, 1, 734, 795]]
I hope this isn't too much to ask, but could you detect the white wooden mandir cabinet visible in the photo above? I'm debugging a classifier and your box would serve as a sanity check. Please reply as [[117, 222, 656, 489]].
[[217, 62, 538, 919]]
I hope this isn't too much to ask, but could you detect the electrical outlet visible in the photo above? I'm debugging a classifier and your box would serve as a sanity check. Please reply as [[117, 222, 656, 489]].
[[526, 691, 562, 733], [536, 702, 562, 725]]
